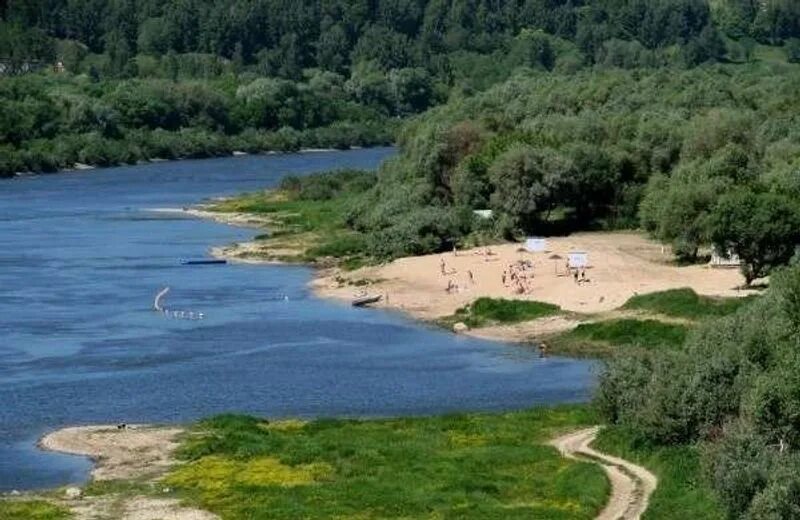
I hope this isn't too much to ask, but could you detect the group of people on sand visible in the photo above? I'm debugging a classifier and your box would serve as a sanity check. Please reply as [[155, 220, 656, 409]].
[[503, 260, 535, 295]]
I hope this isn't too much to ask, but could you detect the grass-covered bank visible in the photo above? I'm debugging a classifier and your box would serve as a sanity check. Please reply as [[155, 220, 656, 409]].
[[549, 319, 690, 357], [0, 500, 70, 520], [622, 288, 756, 319], [163, 407, 608, 519], [544, 288, 756, 357], [210, 169, 377, 268]]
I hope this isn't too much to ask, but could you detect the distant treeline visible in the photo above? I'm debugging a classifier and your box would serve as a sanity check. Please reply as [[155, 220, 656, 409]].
[[0, 0, 736, 75], [0, 72, 403, 177], [3, 1, 800, 176]]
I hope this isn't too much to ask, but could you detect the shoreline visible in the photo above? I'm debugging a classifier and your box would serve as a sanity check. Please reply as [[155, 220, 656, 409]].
[[187, 206, 755, 344], [7, 146, 375, 180], [29, 425, 219, 519]]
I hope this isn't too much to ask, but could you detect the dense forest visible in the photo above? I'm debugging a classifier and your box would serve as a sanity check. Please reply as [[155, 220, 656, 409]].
[[338, 62, 800, 283], [4, 0, 800, 176]]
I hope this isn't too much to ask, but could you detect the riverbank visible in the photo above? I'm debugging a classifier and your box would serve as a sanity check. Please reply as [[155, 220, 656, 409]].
[[7, 147, 362, 180], [7, 407, 725, 519], [3, 425, 218, 520], [11, 408, 610, 519], [192, 205, 756, 346]]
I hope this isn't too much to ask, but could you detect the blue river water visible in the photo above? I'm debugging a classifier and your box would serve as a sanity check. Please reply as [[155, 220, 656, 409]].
[[0, 148, 598, 492]]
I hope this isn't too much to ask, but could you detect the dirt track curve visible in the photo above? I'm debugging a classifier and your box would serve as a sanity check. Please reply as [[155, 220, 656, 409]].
[[550, 427, 657, 520]]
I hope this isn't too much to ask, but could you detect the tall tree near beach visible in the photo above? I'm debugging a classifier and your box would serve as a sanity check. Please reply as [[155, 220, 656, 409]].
[[709, 190, 800, 286]]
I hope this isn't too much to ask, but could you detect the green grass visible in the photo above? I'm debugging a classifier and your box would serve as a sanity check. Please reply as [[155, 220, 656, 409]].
[[0, 500, 70, 520], [211, 188, 370, 265], [593, 426, 723, 520], [622, 288, 755, 320], [445, 297, 562, 329], [550, 319, 689, 356], [166, 407, 609, 519]]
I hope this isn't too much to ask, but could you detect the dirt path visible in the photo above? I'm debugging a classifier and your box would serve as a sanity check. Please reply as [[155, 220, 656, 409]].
[[550, 427, 657, 520]]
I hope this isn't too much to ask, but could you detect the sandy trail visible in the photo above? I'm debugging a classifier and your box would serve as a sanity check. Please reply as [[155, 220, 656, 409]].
[[38, 425, 218, 520], [551, 427, 657, 520]]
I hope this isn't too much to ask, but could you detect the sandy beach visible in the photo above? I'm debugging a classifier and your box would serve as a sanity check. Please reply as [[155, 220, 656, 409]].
[[36, 425, 218, 520], [184, 206, 754, 342], [314, 231, 753, 339]]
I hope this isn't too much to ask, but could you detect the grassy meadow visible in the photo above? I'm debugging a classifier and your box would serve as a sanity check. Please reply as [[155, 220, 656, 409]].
[[164, 408, 608, 519], [0, 500, 70, 520]]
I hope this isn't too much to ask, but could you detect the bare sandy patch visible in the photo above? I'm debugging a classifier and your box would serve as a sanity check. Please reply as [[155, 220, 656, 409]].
[[313, 232, 755, 342], [122, 497, 218, 520], [37, 424, 220, 520], [40, 425, 183, 482]]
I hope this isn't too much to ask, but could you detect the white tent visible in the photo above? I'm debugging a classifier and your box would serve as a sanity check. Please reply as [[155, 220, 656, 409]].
[[525, 237, 548, 252]]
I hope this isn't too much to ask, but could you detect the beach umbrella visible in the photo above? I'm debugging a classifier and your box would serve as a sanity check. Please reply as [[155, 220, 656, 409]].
[[549, 254, 563, 274]]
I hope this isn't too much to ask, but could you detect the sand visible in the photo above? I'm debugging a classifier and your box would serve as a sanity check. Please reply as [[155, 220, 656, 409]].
[[551, 427, 657, 520], [37, 425, 219, 520], [313, 231, 754, 340], [40, 425, 184, 481], [181, 206, 755, 341]]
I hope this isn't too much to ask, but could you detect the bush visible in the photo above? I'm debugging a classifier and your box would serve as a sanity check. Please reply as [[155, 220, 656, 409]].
[[450, 297, 561, 328], [623, 288, 754, 319]]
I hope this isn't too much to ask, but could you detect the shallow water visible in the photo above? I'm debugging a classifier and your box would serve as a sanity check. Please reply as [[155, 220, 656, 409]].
[[0, 148, 598, 491]]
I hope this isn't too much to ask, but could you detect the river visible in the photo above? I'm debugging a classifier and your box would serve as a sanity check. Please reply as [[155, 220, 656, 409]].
[[0, 148, 597, 491]]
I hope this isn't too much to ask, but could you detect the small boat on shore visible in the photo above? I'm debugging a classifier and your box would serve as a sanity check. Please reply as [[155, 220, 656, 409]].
[[352, 294, 382, 307], [180, 259, 227, 265]]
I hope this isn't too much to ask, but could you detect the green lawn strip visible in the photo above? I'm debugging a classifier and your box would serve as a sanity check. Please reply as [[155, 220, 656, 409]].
[[548, 319, 690, 357], [165, 407, 609, 519], [0, 500, 71, 520], [441, 298, 563, 329], [593, 427, 723, 520], [622, 288, 756, 320]]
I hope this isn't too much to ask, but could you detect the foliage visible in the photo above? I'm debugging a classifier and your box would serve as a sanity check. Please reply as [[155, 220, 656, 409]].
[[622, 288, 756, 319], [212, 169, 375, 265], [2, 0, 793, 178], [167, 407, 608, 519], [558, 319, 689, 352], [597, 264, 800, 516], [447, 297, 561, 328], [0, 500, 70, 520], [336, 61, 800, 259], [709, 189, 800, 285]]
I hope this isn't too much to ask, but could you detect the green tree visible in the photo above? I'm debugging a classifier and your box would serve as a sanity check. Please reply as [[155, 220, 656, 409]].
[[488, 144, 572, 232], [710, 190, 800, 286]]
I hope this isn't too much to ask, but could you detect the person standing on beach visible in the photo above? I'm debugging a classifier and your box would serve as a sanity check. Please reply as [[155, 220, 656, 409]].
[[468, 270, 474, 284], [440, 258, 446, 276]]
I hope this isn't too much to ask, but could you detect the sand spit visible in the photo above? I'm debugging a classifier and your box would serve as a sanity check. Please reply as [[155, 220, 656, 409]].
[[34, 424, 219, 520]]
